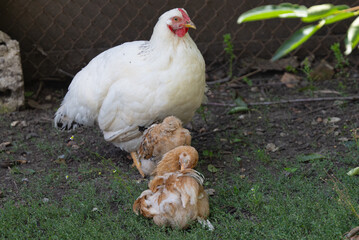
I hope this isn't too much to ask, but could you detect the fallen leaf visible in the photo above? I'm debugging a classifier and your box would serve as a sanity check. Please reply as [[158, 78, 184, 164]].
[[231, 138, 242, 143], [266, 143, 279, 152], [45, 95, 52, 101], [27, 99, 52, 110], [10, 121, 19, 127], [284, 167, 298, 173], [207, 164, 218, 173], [313, 89, 341, 95], [26, 132, 39, 140], [297, 153, 325, 162], [228, 98, 248, 114], [280, 72, 301, 88], [309, 59, 334, 81], [323, 117, 341, 125], [0, 142, 11, 151], [22, 168, 36, 175], [19, 121, 27, 127], [346, 226, 359, 239], [205, 188, 216, 196], [22, 178, 29, 183], [17, 160, 27, 164], [0, 159, 27, 168], [240, 56, 299, 71], [347, 167, 359, 176], [71, 144, 80, 150], [54, 154, 67, 164], [353, 128, 359, 139], [339, 137, 349, 142]]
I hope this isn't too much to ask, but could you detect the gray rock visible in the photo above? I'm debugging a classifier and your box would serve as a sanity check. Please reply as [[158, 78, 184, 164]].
[[0, 31, 24, 112]]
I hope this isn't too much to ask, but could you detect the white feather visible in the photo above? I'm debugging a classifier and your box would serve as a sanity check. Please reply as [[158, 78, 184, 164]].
[[54, 8, 206, 152]]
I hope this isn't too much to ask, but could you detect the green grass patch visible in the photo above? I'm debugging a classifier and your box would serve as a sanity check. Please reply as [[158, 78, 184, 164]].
[[1, 149, 358, 239]]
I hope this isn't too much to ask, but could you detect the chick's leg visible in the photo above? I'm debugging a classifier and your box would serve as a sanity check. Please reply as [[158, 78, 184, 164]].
[[130, 152, 145, 177]]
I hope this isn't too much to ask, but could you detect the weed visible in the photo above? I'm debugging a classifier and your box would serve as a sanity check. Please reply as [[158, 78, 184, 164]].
[[301, 57, 316, 93], [196, 106, 210, 124], [242, 76, 253, 87], [247, 184, 264, 211], [351, 128, 359, 150], [330, 42, 349, 78], [202, 149, 214, 158], [254, 148, 271, 163], [285, 65, 298, 73], [328, 173, 359, 220], [223, 33, 236, 77]]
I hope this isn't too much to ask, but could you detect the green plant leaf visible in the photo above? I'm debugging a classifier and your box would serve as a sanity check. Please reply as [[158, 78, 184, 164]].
[[296, 153, 325, 162], [228, 97, 248, 114], [323, 11, 356, 25], [208, 164, 218, 173], [272, 22, 324, 61], [237, 3, 307, 23], [345, 16, 359, 55], [22, 168, 36, 175], [347, 167, 359, 176], [284, 167, 298, 173], [301, 4, 349, 22]]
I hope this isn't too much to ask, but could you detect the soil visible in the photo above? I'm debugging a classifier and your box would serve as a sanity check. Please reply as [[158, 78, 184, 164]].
[[0, 68, 359, 201]]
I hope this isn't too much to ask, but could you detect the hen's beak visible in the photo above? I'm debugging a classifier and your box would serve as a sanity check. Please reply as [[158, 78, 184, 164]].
[[184, 21, 196, 30]]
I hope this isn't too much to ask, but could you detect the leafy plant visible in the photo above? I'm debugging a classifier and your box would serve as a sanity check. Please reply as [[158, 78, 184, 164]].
[[196, 106, 210, 123], [238, 4, 359, 60], [330, 42, 349, 77], [301, 57, 316, 92], [255, 148, 271, 163], [242, 76, 253, 86], [223, 33, 236, 77], [285, 65, 298, 73], [247, 184, 264, 211], [228, 97, 248, 114]]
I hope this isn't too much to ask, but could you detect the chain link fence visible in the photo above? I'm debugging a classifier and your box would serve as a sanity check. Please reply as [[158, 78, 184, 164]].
[[1, 0, 359, 82]]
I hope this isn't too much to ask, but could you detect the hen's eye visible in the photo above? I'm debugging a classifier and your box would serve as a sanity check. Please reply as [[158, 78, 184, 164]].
[[173, 17, 179, 21]]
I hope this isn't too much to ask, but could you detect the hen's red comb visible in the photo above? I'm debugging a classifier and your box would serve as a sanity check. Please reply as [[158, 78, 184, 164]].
[[178, 8, 191, 22]]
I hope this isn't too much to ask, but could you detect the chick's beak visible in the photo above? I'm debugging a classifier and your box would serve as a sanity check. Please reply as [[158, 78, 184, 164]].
[[184, 21, 196, 30], [180, 164, 185, 171]]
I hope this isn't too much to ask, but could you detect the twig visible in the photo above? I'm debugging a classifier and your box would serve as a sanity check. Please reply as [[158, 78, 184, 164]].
[[192, 126, 232, 139], [204, 96, 359, 107], [229, 69, 261, 84], [57, 68, 75, 78], [34, 80, 44, 100], [207, 69, 261, 85], [204, 102, 235, 107], [207, 76, 231, 85], [247, 96, 359, 106]]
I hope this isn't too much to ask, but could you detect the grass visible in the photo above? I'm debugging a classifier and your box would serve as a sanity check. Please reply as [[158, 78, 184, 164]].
[[1, 143, 358, 240]]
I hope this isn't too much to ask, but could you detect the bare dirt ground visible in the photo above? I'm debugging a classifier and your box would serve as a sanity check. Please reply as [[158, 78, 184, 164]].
[[0, 66, 359, 204]]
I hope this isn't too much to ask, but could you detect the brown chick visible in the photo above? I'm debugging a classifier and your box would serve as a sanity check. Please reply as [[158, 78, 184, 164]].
[[131, 116, 191, 177], [133, 146, 213, 230]]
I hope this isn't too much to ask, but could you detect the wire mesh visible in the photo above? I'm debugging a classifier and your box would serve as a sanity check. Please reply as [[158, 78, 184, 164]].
[[1, 0, 359, 82]]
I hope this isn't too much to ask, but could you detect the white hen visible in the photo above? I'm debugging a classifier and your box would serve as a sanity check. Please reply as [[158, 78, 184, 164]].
[[54, 8, 206, 154]]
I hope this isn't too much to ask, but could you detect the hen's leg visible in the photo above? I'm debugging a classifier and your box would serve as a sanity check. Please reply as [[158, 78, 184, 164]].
[[131, 152, 145, 177]]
